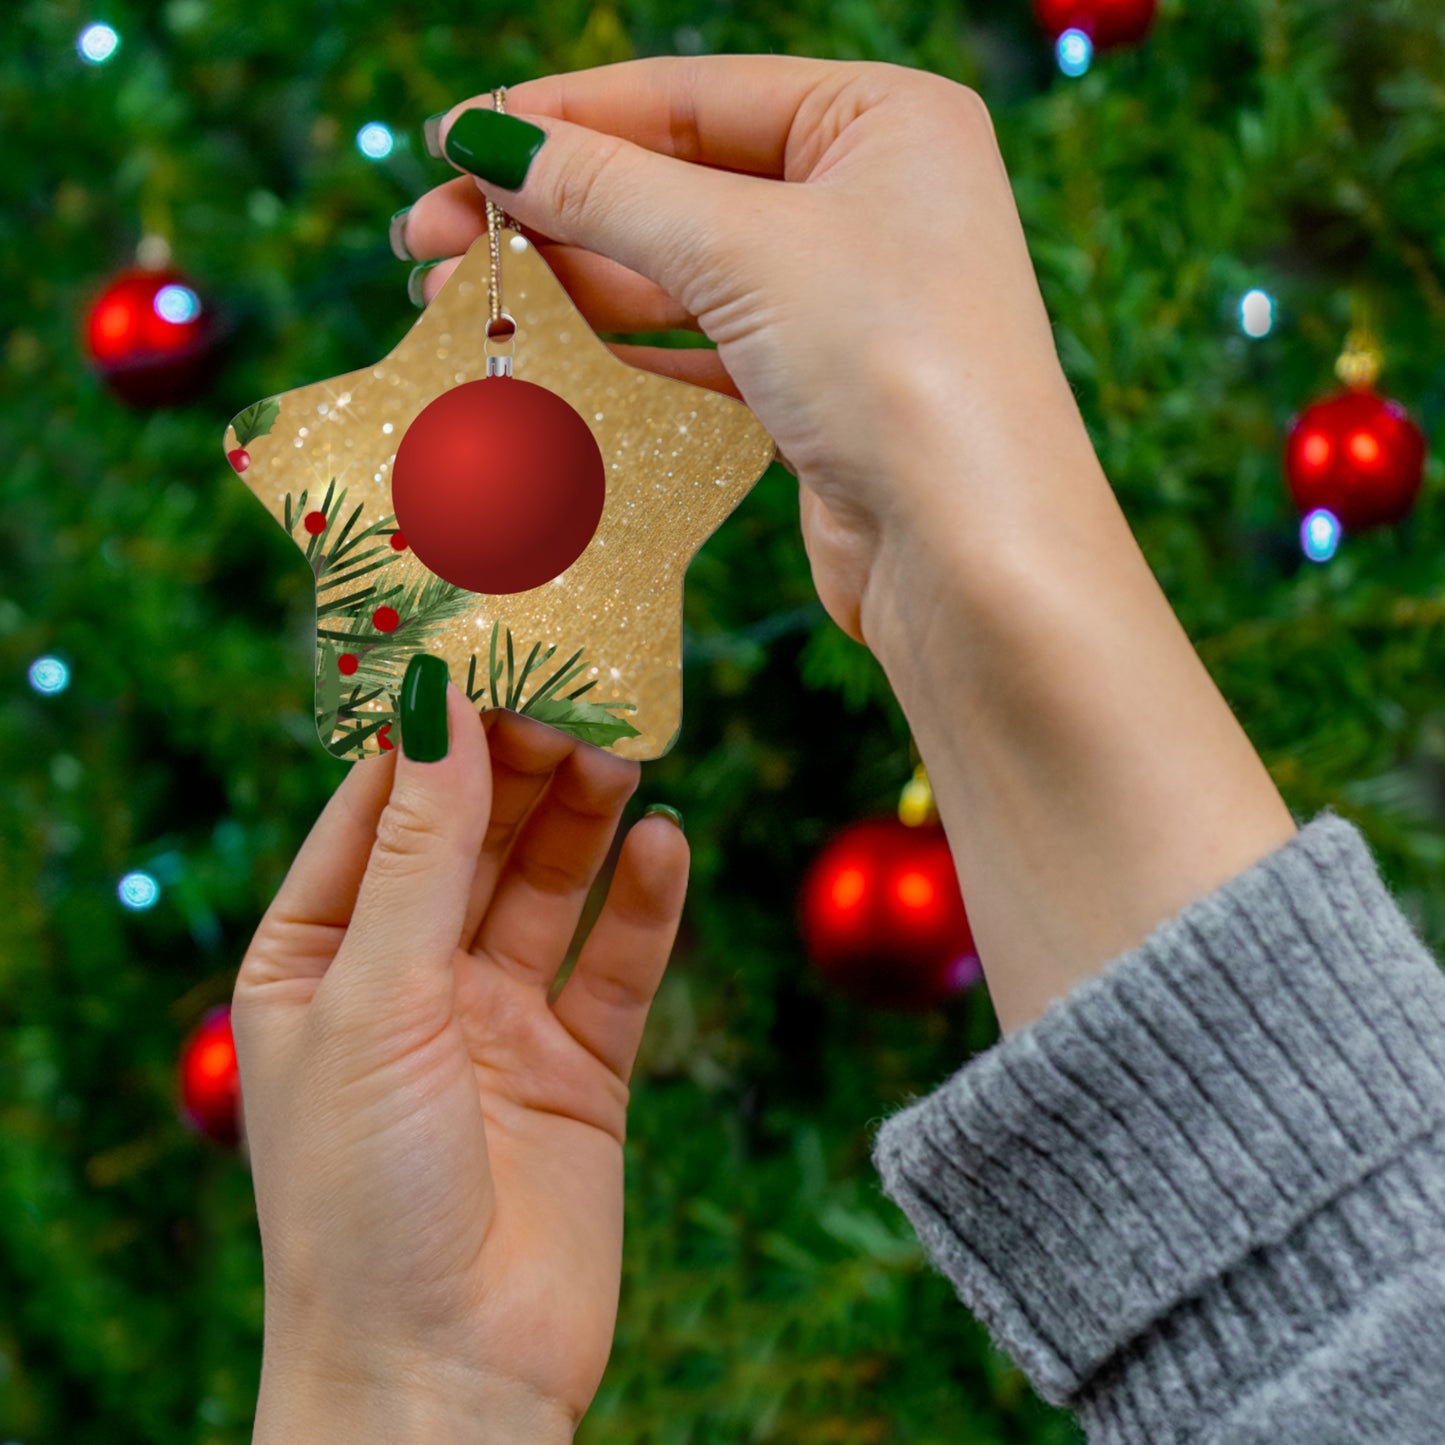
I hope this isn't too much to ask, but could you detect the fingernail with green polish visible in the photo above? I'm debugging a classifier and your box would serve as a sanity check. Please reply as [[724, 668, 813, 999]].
[[423, 111, 447, 159], [406, 257, 445, 308], [388, 206, 413, 262], [400, 654, 450, 762], [443, 106, 547, 191], [645, 803, 685, 834]]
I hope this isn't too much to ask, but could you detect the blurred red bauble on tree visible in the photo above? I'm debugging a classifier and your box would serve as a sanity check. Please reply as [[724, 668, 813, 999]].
[[1285, 388, 1427, 533], [84, 266, 222, 407], [800, 817, 981, 1011], [177, 1005, 242, 1148], [390, 375, 606, 595], [1034, 0, 1157, 48]]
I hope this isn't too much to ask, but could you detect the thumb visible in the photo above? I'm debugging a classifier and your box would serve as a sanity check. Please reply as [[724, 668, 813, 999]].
[[327, 660, 490, 1021], [436, 102, 765, 319]]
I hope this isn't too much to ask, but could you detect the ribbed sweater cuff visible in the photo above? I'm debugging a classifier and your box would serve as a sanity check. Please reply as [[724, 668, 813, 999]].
[[870, 814, 1445, 1424]]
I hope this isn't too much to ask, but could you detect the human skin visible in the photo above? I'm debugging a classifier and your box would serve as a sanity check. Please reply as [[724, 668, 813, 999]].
[[239, 700, 688, 1445], [246, 53, 1297, 1443]]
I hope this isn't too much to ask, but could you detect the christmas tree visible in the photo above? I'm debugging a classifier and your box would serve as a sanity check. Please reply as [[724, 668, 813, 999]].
[[2, 2, 1442, 1442]]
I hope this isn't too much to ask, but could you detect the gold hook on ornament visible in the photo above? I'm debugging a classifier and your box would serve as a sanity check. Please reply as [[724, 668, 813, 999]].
[[1336, 294, 1383, 390]]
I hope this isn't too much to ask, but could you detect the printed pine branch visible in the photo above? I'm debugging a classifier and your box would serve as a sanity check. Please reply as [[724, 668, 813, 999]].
[[286, 487, 640, 753], [464, 621, 640, 747]]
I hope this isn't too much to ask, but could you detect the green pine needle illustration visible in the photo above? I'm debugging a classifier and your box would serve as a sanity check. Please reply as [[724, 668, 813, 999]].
[[287, 484, 640, 757]]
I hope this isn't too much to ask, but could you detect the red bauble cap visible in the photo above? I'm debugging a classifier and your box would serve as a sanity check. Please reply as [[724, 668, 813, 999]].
[[178, 1005, 242, 1147], [1034, 0, 1157, 47], [84, 267, 222, 407], [800, 818, 980, 1011], [390, 376, 606, 595], [1285, 388, 1427, 532]]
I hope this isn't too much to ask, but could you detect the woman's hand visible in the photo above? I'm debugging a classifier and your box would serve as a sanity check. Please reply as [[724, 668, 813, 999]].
[[400, 55, 1084, 645], [233, 689, 688, 1443], [401, 58, 1295, 1034]]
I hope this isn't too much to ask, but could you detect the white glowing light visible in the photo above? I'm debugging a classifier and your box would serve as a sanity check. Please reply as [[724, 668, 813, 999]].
[[154, 284, 201, 324], [78, 23, 120, 64], [28, 656, 70, 695], [1240, 289, 1275, 339], [118, 871, 161, 910], [1057, 28, 1093, 77], [356, 122, 395, 160], [1301, 508, 1342, 563]]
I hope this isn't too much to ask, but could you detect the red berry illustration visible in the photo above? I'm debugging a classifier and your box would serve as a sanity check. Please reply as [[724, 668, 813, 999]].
[[303, 510, 328, 535], [372, 606, 400, 633], [389, 531, 408, 551], [377, 724, 395, 751], [227, 448, 250, 474], [338, 654, 359, 676]]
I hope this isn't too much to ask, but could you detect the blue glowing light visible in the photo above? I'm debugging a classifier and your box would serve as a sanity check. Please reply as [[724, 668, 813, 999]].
[[1240, 288, 1275, 339], [118, 871, 161, 911], [78, 22, 120, 64], [153, 284, 201, 324], [1057, 28, 1093, 77], [356, 122, 395, 160], [1301, 508, 1342, 563], [28, 657, 70, 695]]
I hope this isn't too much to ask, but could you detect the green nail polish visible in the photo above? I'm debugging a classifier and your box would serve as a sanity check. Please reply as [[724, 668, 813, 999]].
[[406, 258, 444, 308], [645, 803, 684, 834], [400, 654, 450, 762], [423, 111, 447, 159], [388, 206, 413, 262], [443, 106, 546, 191]]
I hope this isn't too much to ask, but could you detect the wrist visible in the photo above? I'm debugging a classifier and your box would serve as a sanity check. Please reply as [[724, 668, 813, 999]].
[[854, 367, 1294, 1033], [254, 1344, 575, 1445], [857, 352, 1120, 690]]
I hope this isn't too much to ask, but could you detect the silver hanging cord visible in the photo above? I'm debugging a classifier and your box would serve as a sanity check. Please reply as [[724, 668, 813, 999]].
[[484, 85, 515, 377]]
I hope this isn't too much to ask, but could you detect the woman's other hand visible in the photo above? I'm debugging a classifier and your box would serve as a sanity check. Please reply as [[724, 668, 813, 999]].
[[234, 689, 688, 1443]]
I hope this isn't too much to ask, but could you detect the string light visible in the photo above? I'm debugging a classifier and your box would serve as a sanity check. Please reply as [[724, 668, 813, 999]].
[[78, 22, 120, 64], [27, 657, 70, 695], [118, 871, 161, 911], [1301, 508, 1342, 563], [1057, 28, 1093, 76], [356, 122, 395, 160], [153, 284, 201, 324], [1239, 289, 1275, 338]]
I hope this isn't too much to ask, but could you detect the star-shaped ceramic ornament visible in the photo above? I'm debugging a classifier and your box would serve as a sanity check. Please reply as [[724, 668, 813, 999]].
[[222, 228, 776, 760]]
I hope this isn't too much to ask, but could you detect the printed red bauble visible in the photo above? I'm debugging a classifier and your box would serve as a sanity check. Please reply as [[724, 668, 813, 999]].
[[800, 818, 981, 1011], [1034, 0, 1157, 47], [303, 510, 328, 535], [390, 375, 606, 595], [338, 653, 359, 675], [84, 267, 222, 407], [1285, 388, 1428, 532], [178, 1005, 242, 1147], [372, 605, 400, 632]]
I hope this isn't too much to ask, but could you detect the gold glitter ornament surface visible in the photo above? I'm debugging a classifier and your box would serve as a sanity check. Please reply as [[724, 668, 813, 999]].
[[222, 229, 776, 760]]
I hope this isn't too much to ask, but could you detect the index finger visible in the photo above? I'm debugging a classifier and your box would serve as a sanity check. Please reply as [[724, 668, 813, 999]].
[[443, 54, 846, 181]]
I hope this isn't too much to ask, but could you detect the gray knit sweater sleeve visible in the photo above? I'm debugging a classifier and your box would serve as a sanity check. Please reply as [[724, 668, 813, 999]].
[[870, 813, 1445, 1443]]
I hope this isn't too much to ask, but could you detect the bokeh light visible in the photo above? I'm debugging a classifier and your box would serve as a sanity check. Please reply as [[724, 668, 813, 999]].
[[1301, 508, 1342, 563], [153, 284, 201, 324], [78, 23, 120, 64], [1057, 28, 1093, 77], [356, 122, 395, 159], [117, 871, 161, 911], [28, 657, 70, 695], [1239, 288, 1275, 338]]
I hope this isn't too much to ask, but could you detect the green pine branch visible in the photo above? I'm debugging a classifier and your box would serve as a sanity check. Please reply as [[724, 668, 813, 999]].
[[289, 490, 640, 755], [462, 621, 640, 747]]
